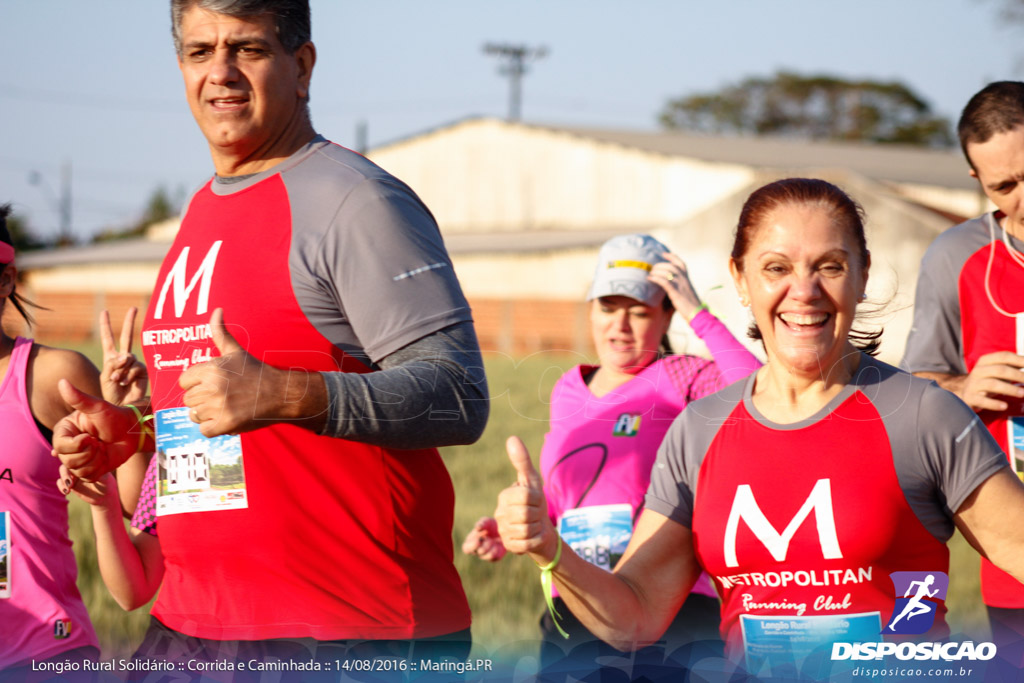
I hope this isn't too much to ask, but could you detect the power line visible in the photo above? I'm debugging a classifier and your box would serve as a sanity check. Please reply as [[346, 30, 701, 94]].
[[0, 82, 182, 113], [0, 156, 195, 186]]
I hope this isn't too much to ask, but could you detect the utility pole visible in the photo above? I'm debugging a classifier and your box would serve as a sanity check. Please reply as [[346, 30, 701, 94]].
[[59, 160, 72, 244], [483, 43, 548, 122], [28, 160, 73, 244], [355, 120, 369, 156]]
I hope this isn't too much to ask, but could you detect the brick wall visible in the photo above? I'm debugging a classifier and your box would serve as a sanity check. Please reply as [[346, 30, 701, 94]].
[[3, 291, 151, 344], [469, 298, 592, 355], [4, 291, 594, 357]]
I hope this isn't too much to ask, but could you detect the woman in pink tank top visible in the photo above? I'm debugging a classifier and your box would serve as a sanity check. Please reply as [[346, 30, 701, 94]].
[[0, 204, 147, 678]]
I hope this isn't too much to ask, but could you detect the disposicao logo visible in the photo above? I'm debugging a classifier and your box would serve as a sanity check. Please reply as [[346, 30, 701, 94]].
[[882, 571, 948, 635], [832, 570, 996, 664]]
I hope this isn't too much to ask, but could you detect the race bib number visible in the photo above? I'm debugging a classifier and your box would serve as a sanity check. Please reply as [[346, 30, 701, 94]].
[[1017, 312, 1024, 355], [0, 512, 9, 598], [1009, 313, 1024, 479], [558, 504, 632, 571], [1010, 418, 1024, 482], [155, 407, 248, 516], [740, 612, 880, 679]]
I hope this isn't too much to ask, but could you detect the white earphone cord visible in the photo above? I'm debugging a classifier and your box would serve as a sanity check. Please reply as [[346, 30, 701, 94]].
[[984, 212, 1024, 318]]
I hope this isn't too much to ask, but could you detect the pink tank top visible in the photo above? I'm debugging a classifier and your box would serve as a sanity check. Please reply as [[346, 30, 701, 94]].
[[0, 337, 97, 668], [540, 310, 762, 600]]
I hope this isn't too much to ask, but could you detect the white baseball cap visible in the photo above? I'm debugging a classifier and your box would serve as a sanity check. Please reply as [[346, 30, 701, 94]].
[[586, 234, 669, 307]]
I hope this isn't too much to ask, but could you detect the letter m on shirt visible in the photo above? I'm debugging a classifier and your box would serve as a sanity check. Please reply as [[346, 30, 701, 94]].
[[723, 479, 842, 567], [153, 241, 223, 320]]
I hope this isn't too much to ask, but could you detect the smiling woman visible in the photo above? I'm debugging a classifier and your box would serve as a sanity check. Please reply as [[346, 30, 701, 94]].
[[728, 178, 878, 423], [492, 179, 1024, 681]]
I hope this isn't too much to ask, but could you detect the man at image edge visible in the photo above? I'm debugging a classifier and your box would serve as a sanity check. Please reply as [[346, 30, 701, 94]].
[[54, 0, 488, 666]]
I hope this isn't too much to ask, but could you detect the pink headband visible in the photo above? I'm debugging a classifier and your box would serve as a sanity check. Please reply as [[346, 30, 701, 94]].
[[0, 243, 13, 265]]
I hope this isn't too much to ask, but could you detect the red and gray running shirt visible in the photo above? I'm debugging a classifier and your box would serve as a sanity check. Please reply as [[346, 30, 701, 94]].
[[903, 212, 1024, 607], [141, 136, 472, 641], [646, 355, 1006, 657]]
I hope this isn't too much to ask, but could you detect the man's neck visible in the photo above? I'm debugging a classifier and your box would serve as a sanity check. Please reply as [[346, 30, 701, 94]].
[[996, 212, 1024, 242], [210, 119, 316, 177]]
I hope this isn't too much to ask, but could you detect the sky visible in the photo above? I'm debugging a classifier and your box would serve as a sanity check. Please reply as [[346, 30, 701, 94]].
[[1, 0, 1020, 241]]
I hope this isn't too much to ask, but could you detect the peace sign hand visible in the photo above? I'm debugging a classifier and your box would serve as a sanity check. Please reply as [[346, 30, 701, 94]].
[[99, 308, 148, 406]]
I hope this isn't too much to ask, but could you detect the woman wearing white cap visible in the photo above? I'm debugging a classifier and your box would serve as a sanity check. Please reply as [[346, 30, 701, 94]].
[[464, 234, 759, 675], [0, 203, 147, 678]]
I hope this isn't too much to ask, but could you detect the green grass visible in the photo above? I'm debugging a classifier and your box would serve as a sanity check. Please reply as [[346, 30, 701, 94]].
[[946, 531, 988, 639], [68, 497, 152, 658], [62, 348, 989, 660], [55, 342, 153, 657], [443, 352, 584, 661]]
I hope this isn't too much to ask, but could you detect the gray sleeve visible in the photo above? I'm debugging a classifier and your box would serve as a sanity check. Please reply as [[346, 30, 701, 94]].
[[318, 320, 489, 449], [915, 382, 1009, 521], [645, 414, 697, 528], [325, 178, 473, 363], [902, 232, 967, 375], [645, 381, 742, 526], [876, 362, 1009, 542]]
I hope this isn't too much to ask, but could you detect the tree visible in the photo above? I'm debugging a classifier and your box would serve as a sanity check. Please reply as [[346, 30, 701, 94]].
[[659, 71, 953, 147], [3, 211, 50, 252], [93, 185, 180, 243], [991, 0, 1024, 24], [138, 185, 176, 228]]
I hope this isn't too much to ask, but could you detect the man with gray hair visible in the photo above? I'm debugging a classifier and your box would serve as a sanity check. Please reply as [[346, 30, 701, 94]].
[[54, 0, 487, 670], [903, 80, 1024, 662]]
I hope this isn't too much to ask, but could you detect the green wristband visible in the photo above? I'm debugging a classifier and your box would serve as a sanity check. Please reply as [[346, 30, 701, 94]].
[[537, 536, 569, 639], [686, 303, 709, 323], [128, 403, 155, 453]]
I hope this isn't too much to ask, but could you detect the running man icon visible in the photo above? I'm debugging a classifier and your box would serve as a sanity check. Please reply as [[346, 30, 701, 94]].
[[888, 574, 940, 631]]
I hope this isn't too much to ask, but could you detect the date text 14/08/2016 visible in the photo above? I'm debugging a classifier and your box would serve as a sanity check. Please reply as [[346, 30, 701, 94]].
[[31, 658, 496, 676], [338, 659, 494, 674]]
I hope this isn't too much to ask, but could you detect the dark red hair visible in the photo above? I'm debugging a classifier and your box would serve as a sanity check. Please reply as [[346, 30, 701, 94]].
[[732, 178, 869, 269], [731, 178, 880, 355]]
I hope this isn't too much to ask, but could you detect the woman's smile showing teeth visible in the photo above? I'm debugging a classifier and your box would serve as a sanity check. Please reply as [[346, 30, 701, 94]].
[[779, 312, 830, 330]]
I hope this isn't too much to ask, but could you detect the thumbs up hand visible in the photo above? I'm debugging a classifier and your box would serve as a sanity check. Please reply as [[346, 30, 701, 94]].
[[494, 436, 559, 563], [179, 308, 262, 437], [52, 379, 140, 481], [179, 309, 326, 437]]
